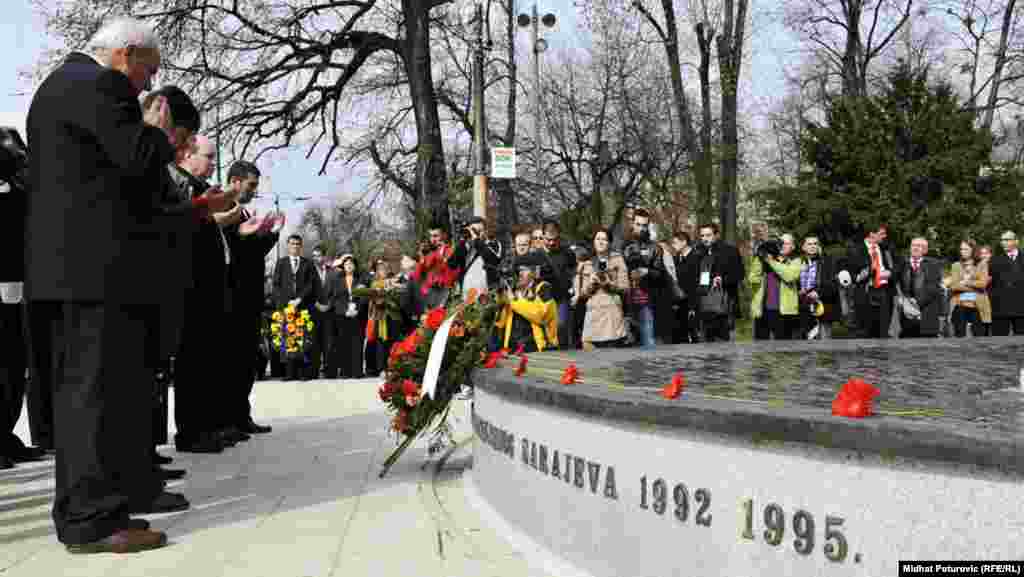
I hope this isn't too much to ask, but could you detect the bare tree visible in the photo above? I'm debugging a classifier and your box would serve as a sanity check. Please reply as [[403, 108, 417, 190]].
[[784, 0, 915, 98], [33, 0, 455, 227]]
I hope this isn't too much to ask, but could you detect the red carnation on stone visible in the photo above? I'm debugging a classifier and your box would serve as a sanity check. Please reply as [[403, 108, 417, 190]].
[[561, 363, 580, 385], [514, 343, 526, 356], [661, 372, 686, 399], [831, 377, 880, 418], [483, 350, 505, 369], [515, 355, 528, 377]]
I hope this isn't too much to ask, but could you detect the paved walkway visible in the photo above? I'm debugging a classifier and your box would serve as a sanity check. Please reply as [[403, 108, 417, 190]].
[[0, 378, 547, 577]]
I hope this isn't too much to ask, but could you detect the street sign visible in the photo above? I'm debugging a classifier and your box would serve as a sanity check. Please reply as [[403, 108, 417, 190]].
[[491, 147, 516, 179]]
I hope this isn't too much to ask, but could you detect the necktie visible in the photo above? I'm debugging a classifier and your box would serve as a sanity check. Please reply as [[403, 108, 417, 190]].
[[871, 246, 882, 289], [912, 258, 920, 273], [292, 257, 299, 273]]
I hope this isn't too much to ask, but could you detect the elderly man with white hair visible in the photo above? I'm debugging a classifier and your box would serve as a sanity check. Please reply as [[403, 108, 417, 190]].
[[26, 17, 232, 553]]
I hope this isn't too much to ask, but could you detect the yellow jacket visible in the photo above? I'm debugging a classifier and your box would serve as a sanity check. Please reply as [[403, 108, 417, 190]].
[[494, 281, 559, 351]]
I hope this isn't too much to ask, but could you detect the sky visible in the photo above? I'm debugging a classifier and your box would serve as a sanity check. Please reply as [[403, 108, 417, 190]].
[[0, 0, 799, 248]]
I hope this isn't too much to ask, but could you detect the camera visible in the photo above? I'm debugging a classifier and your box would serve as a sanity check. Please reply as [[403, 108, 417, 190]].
[[596, 258, 609, 273], [756, 238, 782, 260]]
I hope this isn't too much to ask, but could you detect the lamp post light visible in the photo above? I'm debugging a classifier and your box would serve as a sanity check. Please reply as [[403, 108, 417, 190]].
[[517, 5, 557, 153], [254, 191, 312, 261], [471, 3, 489, 220]]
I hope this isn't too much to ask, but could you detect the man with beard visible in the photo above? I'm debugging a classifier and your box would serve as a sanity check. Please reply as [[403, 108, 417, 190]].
[[222, 160, 278, 434], [26, 17, 231, 553]]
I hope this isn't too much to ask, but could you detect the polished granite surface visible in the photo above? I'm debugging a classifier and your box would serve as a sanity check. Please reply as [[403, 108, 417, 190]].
[[477, 338, 1024, 474]]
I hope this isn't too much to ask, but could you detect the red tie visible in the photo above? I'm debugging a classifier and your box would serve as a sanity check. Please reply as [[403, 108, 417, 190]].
[[871, 246, 882, 288]]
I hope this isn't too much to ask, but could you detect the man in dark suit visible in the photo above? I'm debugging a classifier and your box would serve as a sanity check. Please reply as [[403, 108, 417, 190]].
[[26, 17, 231, 553], [990, 230, 1024, 335], [0, 127, 46, 470], [272, 235, 316, 379], [310, 245, 334, 380], [694, 223, 744, 342], [840, 225, 895, 338], [222, 160, 278, 434], [895, 237, 943, 338]]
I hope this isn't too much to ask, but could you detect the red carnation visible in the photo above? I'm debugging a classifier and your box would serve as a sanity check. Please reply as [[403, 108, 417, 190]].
[[483, 351, 504, 369], [561, 363, 580, 385], [514, 343, 526, 356], [401, 379, 420, 396], [425, 307, 447, 331], [831, 377, 880, 418], [661, 372, 686, 399], [515, 355, 528, 377], [378, 382, 394, 401]]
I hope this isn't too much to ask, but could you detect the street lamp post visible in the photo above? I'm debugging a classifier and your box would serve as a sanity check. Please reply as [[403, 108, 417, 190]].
[[517, 5, 557, 154], [254, 191, 311, 261], [471, 3, 488, 220]]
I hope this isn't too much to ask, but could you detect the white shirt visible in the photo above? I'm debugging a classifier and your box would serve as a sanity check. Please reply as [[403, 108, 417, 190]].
[[291, 257, 300, 274]]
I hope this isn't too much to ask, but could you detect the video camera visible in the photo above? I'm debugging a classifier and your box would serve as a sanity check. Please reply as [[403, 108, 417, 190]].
[[755, 238, 783, 260]]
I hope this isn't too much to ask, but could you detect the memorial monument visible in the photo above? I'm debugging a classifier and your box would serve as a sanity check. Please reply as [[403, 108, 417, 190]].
[[469, 338, 1024, 576]]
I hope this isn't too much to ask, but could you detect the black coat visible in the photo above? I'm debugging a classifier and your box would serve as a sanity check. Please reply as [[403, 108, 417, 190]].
[[225, 208, 279, 314], [449, 237, 503, 289], [326, 273, 367, 317], [272, 256, 317, 310], [26, 52, 178, 303], [0, 175, 25, 283], [844, 240, 895, 334], [989, 253, 1024, 318], [896, 256, 943, 335], [802, 255, 841, 323], [694, 241, 744, 307]]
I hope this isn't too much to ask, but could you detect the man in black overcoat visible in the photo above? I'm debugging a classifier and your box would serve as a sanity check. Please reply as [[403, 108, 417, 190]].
[[0, 127, 46, 469], [271, 235, 317, 379], [895, 237, 943, 338], [840, 225, 895, 338], [990, 230, 1024, 335], [26, 18, 231, 553], [222, 160, 277, 434]]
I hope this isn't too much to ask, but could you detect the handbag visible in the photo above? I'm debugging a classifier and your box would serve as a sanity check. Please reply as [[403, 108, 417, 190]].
[[700, 286, 730, 316], [895, 284, 921, 321]]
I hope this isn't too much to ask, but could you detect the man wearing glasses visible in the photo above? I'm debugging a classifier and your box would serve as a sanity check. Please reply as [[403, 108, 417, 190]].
[[989, 231, 1024, 336]]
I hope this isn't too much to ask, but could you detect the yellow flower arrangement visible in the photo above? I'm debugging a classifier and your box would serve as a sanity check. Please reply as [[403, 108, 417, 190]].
[[272, 303, 316, 358]]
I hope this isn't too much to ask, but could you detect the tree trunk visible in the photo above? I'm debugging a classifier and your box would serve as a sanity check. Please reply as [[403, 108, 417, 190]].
[[404, 0, 449, 232], [696, 21, 715, 226], [842, 1, 864, 98], [716, 0, 747, 244], [658, 0, 707, 222], [982, 0, 1017, 135]]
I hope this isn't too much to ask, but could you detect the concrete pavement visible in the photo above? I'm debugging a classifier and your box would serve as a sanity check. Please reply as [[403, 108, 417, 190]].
[[0, 377, 554, 577]]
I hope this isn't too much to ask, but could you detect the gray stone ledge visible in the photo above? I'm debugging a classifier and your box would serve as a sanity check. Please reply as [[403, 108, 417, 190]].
[[476, 337, 1024, 478]]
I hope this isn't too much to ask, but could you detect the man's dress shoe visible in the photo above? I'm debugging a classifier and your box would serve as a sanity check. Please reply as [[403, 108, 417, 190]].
[[128, 491, 190, 514], [242, 419, 272, 434], [7, 446, 47, 462], [153, 452, 173, 465], [175, 436, 223, 454], [0, 455, 12, 470], [65, 528, 167, 554], [156, 467, 186, 481]]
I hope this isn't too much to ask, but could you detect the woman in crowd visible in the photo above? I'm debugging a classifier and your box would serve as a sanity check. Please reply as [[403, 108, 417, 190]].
[[366, 258, 400, 377], [749, 233, 802, 340], [798, 236, 841, 339], [573, 228, 629, 348], [328, 254, 367, 379], [975, 244, 994, 336], [946, 240, 985, 337]]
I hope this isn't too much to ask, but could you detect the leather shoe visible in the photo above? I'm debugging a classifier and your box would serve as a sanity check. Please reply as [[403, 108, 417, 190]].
[[0, 455, 12, 470], [65, 528, 167, 554], [128, 491, 190, 514], [242, 419, 272, 434], [217, 431, 238, 447], [155, 467, 186, 481], [175, 434, 223, 454], [222, 427, 250, 443], [7, 445, 47, 462], [153, 452, 173, 465]]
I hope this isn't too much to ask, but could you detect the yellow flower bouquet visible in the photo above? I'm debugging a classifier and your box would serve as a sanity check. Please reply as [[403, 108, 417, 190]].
[[271, 303, 316, 361]]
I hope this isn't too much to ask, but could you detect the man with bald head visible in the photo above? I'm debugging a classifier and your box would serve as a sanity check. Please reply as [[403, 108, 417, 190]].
[[26, 16, 232, 553]]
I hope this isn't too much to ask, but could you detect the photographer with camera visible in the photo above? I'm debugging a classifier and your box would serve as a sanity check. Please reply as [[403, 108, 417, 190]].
[[538, 222, 577, 350], [749, 234, 803, 340], [494, 252, 559, 353], [622, 209, 666, 348], [449, 216, 502, 297], [573, 228, 629, 348]]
